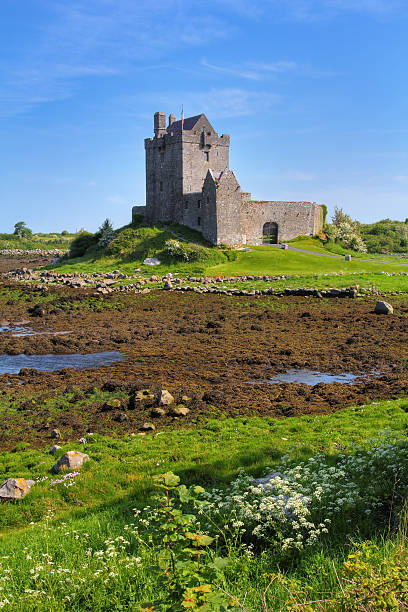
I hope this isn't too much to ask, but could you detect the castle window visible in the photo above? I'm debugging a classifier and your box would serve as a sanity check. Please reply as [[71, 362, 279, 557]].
[[197, 200, 201, 208], [184, 201, 188, 210], [207, 132, 211, 136], [197, 217, 201, 226], [160, 181, 163, 192], [207, 196, 209, 203], [204, 151, 209, 162]]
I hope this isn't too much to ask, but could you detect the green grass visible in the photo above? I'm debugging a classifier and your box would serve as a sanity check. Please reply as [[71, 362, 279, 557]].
[[0, 232, 76, 251], [208, 245, 408, 277], [287, 236, 408, 261], [1, 397, 408, 531], [53, 230, 408, 281], [0, 397, 408, 609]]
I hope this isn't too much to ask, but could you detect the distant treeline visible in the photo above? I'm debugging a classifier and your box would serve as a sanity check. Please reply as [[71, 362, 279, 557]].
[[359, 218, 408, 254]]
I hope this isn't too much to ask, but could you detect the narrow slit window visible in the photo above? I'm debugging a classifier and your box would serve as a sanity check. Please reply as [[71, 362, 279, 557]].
[[160, 181, 163, 192], [197, 217, 201, 226], [204, 151, 209, 162], [197, 200, 201, 208], [185, 201, 188, 210]]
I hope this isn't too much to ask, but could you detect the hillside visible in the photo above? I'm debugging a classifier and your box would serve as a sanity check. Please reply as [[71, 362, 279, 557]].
[[53, 221, 408, 283]]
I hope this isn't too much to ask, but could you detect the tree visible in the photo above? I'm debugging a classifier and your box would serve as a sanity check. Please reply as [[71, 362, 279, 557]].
[[97, 218, 115, 248], [13, 221, 32, 237], [326, 207, 367, 253]]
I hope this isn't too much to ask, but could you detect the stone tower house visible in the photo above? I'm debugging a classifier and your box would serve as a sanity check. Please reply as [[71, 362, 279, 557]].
[[134, 112, 323, 245]]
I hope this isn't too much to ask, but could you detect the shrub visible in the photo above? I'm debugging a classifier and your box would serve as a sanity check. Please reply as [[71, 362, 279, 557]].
[[68, 232, 97, 258], [325, 207, 367, 252], [162, 239, 225, 264], [201, 434, 408, 555]]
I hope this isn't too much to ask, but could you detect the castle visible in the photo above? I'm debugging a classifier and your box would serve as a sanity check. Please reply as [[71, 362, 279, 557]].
[[132, 112, 323, 246]]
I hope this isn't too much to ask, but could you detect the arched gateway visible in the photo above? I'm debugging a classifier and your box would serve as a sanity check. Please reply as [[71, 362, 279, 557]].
[[262, 221, 278, 244]]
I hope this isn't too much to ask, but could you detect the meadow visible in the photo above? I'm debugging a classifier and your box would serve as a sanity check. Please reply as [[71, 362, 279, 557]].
[[1, 399, 408, 610]]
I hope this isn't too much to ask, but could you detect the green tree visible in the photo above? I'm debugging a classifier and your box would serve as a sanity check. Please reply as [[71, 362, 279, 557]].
[[97, 218, 115, 248], [13, 221, 32, 237]]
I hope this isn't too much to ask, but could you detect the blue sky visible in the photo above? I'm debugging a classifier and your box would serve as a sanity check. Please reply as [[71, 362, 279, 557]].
[[1, 0, 407, 233]]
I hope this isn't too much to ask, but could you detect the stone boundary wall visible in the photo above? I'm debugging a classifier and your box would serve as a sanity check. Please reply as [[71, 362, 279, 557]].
[[241, 201, 323, 245]]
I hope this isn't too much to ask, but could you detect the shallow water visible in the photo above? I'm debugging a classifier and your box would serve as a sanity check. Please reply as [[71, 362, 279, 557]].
[[0, 324, 34, 335], [249, 368, 359, 386], [0, 323, 72, 337], [0, 352, 127, 375]]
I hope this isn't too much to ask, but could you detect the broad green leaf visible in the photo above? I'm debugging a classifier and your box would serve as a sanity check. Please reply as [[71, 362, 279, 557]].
[[178, 484, 191, 502], [185, 533, 214, 546], [163, 472, 180, 487]]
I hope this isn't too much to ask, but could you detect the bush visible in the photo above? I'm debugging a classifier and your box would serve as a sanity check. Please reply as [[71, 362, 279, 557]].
[[162, 239, 225, 264], [68, 232, 97, 258], [200, 434, 408, 555]]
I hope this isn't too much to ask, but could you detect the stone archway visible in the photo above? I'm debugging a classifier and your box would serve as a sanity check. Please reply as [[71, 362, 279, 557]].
[[262, 221, 278, 244]]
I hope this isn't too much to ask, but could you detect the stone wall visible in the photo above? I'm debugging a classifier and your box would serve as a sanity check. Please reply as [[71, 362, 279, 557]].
[[132, 205, 146, 219], [144, 132, 183, 223], [214, 170, 245, 246], [241, 201, 323, 245]]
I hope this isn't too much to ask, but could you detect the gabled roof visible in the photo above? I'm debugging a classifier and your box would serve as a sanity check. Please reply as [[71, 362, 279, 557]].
[[169, 113, 216, 133], [169, 114, 202, 132]]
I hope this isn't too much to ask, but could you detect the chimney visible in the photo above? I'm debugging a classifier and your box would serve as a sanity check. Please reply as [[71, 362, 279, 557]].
[[168, 113, 176, 127], [154, 112, 166, 137]]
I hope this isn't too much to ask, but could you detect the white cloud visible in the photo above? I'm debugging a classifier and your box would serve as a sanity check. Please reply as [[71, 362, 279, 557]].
[[128, 87, 281, 119], [0, 0, 231, 118], [201, 59, 298, 81]]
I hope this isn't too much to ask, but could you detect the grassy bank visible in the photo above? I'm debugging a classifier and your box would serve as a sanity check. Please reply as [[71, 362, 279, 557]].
[[1, 398, 407, 609], [54, 231, 408, 280]]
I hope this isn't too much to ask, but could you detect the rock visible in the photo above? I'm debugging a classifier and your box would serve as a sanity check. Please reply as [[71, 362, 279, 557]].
[[0, 478, 35, 499], [344, 254, 352, 261], [158, 389, 174, 406], [52, 451, 89, 473], [150, 407, 166, 418], [49, 445, 62, 455], [169, 404, 190, 417], [114, 412, 128, 422], [374, 301, 394, 315], [163, 280, 173, 290], [134, 389, 155, 402], [143, 257, 161, 266], [140, 422, 155, 431], [51, 428, 61, 439], [102, 398, 122, 411], [181, 395, 191, 402], [30, 304, 46, 317]]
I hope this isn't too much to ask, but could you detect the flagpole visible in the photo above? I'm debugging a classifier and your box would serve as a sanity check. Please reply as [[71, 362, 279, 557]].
[[181, 105, 184, 131]]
